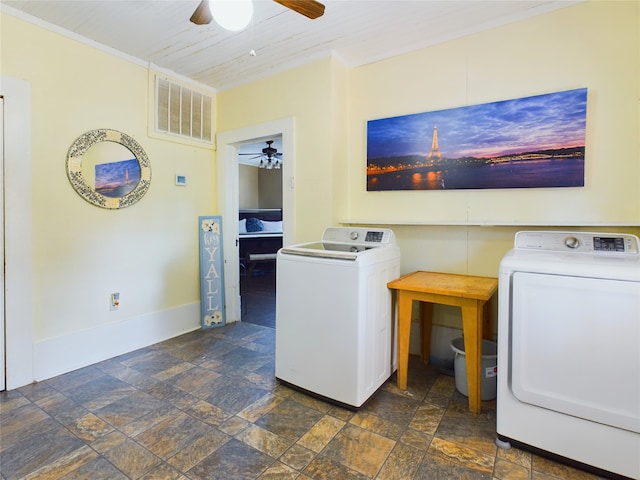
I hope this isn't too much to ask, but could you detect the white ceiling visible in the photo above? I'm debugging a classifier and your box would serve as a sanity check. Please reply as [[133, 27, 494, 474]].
[[2, 0, 580, 92]]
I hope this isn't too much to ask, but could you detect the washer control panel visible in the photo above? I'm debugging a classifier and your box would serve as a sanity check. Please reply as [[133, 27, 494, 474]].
[[322, 227, 396, 246], [515, 231, 639, 254], [365, 231, 385, 243]]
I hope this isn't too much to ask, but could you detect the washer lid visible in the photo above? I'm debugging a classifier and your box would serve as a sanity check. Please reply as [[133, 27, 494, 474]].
[[280, 226, 397, 260], [280, 241, 375, 260]]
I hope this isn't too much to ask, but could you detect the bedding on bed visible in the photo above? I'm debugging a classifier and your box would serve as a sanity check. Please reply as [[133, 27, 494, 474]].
[[239, 218, 282, 234]]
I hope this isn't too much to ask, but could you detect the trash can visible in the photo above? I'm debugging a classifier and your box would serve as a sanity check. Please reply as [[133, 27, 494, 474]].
[[450, 337, 497, 401]]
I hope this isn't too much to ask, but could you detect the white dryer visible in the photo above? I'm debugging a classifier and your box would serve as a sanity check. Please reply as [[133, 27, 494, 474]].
[[275, 227, 400, 408], [496, 231, 640, 479]]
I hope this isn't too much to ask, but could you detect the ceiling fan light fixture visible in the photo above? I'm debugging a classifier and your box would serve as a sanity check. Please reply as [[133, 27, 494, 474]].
[[240, 140, 282, 169], [262, 154, 275, 169], [210, 0, 253, 31]]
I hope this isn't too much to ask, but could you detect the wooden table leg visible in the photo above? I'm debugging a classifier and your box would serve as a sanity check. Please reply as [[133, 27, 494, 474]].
[[461, 301, 483, 413], [396, 291, 413, 390], [420, 302, 433, 364], [482, 299, 493, 340]]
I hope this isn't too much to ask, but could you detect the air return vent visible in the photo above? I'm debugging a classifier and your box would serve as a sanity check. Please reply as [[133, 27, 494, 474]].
[[156, 76, 213, 143]]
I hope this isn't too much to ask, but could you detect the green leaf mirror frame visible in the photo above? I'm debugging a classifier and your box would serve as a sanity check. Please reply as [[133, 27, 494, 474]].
[[66, 129, 151, 209]]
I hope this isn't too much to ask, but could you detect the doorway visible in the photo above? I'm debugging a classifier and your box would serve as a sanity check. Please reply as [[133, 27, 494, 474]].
[[237, 137, 282, 328], [216, 118, 295, 325]]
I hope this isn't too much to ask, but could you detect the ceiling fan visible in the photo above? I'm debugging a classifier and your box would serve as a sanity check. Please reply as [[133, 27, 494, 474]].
[[190, 0, 325, 25], [240, 140, 283, 169]]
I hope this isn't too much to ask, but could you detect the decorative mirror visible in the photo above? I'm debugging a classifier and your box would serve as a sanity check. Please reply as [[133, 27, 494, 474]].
[[67, 129, 151, 209]]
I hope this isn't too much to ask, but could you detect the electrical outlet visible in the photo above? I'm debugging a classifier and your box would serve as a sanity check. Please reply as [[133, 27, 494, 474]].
[[110, 292, 120, 311]]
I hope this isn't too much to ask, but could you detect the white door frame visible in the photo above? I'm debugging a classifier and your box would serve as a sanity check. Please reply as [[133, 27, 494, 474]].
[[1, 94, 5, 390], [216, 117, 295, 323], [1, 75, 34, 390]]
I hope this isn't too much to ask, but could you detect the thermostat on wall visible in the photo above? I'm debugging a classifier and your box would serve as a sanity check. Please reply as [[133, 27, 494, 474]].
[[175, 174, 187, 186]]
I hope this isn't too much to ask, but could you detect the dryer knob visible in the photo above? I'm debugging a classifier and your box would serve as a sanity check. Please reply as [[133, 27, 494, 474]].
[[350, 231, 359, 241], [564, 236, 580, 249]]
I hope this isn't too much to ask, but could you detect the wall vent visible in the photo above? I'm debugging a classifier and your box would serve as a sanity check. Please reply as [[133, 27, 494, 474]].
[[155, 76, 213, 143]]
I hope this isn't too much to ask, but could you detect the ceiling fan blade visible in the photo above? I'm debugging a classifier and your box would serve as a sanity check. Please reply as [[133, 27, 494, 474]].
[[190, 0, 213, 25], [273, 0, 325, 19]]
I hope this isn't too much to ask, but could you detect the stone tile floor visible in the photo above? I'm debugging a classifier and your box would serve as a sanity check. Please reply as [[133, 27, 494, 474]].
[[241, 266, 276, 329], [1, 321, 606, 479]]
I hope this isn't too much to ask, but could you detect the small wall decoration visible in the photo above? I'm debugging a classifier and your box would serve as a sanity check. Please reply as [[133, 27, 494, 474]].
[[199, 216, 226, 329], [66, 129, 151, 208], [367, 88, 587, 191]]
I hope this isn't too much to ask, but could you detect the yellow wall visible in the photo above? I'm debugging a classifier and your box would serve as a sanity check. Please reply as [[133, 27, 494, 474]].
[[1, 0, 639, 383], [343, 0, 640, 284], [239, 164, 259, 209], [219, 1, 639, 247], [217, 1, 639, 333], [346, 1, 639, 227], [1, 12, 215, 380], [217, 57, 348, 241], [238, 166, 283, 209]]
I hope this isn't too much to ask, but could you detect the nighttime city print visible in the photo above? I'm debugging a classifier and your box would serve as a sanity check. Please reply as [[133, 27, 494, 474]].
[[366, 88, 587, 191]]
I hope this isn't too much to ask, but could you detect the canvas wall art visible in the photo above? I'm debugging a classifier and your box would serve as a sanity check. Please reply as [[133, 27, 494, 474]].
[[366, 88, 587, 191]]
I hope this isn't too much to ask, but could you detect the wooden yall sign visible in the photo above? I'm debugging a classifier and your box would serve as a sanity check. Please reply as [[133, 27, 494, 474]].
[[199, 216, 225, 328]]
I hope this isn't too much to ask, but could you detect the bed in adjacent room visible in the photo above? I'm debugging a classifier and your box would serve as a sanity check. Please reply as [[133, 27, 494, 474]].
[[238, 209, 283, 277]]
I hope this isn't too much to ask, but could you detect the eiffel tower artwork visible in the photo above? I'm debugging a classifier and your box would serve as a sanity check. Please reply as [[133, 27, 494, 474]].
[[427, 125, 442, 164], [367, 88, 587, 192]]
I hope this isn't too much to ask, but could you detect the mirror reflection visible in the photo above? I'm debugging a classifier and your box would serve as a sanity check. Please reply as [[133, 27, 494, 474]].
[[66, 129, 151, 209], [83, 142, 141, 198]]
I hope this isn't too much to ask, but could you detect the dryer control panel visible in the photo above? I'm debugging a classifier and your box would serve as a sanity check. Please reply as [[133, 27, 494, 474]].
[[514, 231, 639, 254]]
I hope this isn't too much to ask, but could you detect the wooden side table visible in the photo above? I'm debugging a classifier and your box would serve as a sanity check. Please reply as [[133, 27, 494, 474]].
[[387, 271, 498, 413]]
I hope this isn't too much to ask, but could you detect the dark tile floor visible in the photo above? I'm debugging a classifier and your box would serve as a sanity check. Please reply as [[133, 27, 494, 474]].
[[1, 280, 605, 479], [241, 265, 276, 329]]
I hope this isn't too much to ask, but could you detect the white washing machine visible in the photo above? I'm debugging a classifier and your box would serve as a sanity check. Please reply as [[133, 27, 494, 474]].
[[275, 227, 400, 408], [497, 231, 640, 480]]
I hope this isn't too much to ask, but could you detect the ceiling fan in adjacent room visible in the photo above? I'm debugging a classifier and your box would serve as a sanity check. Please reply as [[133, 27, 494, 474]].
[[240, 140, 283, 169], [190, 0, 325, 26]]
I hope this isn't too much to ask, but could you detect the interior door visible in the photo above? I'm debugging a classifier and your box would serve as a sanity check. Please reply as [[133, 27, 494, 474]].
[[511, 271, 640, 433]]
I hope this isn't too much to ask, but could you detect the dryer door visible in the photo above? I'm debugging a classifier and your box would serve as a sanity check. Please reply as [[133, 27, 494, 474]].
[[510, 272, 640, 433]]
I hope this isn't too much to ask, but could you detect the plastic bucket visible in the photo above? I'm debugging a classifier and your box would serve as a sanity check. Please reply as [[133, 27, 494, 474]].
[[450, 337, 497, 401]]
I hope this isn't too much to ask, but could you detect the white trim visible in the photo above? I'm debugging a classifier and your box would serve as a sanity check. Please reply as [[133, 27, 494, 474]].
[[0, 93, 4, 390], [150, 65, 216, 96], [34, 303, 200, 382], [0, 75, 34, 390]]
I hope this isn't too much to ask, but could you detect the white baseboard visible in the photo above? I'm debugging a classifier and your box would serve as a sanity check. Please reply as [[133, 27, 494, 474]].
[[33, 302, 201, 382]]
